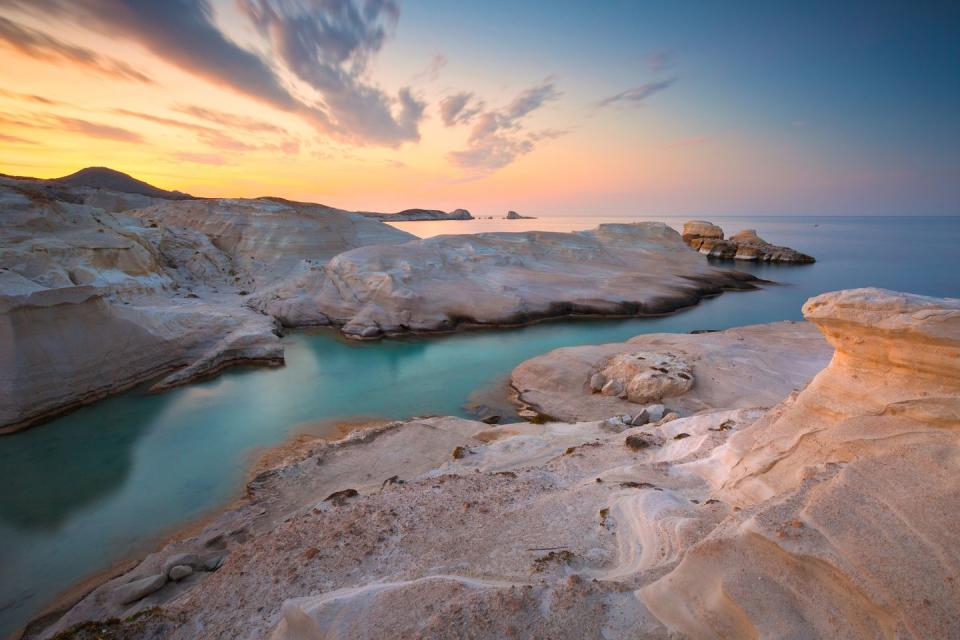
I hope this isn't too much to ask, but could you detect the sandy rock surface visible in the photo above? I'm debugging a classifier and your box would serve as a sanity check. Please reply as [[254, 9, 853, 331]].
[[32, 288, 959, 640], [511, 321, 832, 422], [249, 222, 761, 338]]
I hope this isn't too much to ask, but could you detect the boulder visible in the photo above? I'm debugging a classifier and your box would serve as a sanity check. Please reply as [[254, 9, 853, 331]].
[[162, 553, 200, 576], [596, 352, 694, 404], [644, 404, 666, 422], [681, 220, 724, 242], [114, 573, 167, 605], [168, 565, 193, 581]]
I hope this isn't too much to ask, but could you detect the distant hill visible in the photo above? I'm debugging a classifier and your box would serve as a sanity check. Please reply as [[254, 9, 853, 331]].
[[54, 167, 192, 200]]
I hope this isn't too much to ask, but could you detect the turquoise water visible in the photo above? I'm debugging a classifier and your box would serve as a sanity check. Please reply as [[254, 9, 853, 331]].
[[1, 215, 958, 637]]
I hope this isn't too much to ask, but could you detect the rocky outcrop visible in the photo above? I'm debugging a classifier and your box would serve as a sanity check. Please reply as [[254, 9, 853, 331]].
[[512, 321, 832, 422], [505, 210, 535, 219], [682, 220, 815, 263], [0, 176, 415, 432], [29, 290, 960, 640], [641, 288, 960, 637], [54, 166, 192, 200], [249, 222, 762, 338], [680, 220, 723, 242]]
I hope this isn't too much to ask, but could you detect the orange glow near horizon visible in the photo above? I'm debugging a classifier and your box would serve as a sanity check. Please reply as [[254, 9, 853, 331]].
[[2, 2, 955, 216]]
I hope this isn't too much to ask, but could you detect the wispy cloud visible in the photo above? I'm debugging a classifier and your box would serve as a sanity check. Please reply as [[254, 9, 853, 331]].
[[438, 92, 485, 127], [172, 104, 289, 135], [647, 51, 673, 73], [4, 0, 421, 147], [172, 151, 227, 165], [113, 108, 300, 154], [0, 110, 144, 142], [598, 78, 676, 108], [447, 79, 563, 173], [0, 132, 37, 144], [0, 15, 152, 83], [413, 54, 447, 83], [52, 116, 144, 142], [0, 88, 66, 106], [237, 0, 424, 145]]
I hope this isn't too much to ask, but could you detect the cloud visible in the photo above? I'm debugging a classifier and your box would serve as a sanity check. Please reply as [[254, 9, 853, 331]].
[[598, 78, 676, 108], [413, 54, 447, 83], [3, 0, 420, 146], [0, 110, 144, 142], [236, 0, 424, 145], [113, 108, 218, 134], [0, 132, 36, 144], [446, 79, 562, 172], [438, 92, 484, 127], [52, 116, 144, 142], [0, 15, 152, 83], [172, 151, 227, 165], [647, 51, 672, 73], [172, 104, 289, 135], [0, 88, 66, 106], [55, 118, 141, 142], [113, 108, 300, 154]]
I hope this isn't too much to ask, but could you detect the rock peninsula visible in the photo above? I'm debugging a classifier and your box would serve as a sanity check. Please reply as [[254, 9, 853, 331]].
[[1, 170, 766, 433], [25, 288, 959, 639], [249, 222, 761, 338]]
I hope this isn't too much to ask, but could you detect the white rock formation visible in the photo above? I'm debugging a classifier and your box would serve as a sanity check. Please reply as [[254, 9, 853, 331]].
[[249, 222, 761, 338], [29, 289, 960, 640], [0, 176, 415, 432], [512, 321, 833, 422]]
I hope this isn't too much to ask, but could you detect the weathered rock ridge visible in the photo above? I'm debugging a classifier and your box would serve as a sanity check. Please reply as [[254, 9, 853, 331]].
[[683, 219, 815, 262], [249, 222, 762, 338], [0, 176, 415, 432], [28, 289, 959, 639]]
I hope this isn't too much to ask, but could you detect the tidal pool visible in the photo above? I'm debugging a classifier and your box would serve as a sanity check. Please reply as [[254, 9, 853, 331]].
[[1, 215, 957, 637]]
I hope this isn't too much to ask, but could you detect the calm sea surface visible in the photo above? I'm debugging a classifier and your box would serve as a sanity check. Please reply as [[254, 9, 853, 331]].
[[1, 215, 958, 636]]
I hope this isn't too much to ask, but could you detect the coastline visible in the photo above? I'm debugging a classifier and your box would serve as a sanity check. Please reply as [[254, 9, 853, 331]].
[[12, 419, 386, 640], [3, 278, 764, 436]]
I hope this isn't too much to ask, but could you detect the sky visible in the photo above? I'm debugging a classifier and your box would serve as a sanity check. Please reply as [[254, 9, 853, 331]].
[[0, 0, 957, 215]]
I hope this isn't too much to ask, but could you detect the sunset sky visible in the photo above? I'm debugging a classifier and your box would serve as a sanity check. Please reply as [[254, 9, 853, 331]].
[[0, 0, 957, 215]]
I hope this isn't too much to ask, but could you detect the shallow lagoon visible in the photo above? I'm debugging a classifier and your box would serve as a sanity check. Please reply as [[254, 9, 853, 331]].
[[1, 215, 957, 636]]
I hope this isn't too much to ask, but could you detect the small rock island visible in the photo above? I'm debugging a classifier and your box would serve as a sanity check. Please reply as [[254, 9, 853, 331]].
[[682, 219, 815, 262]]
